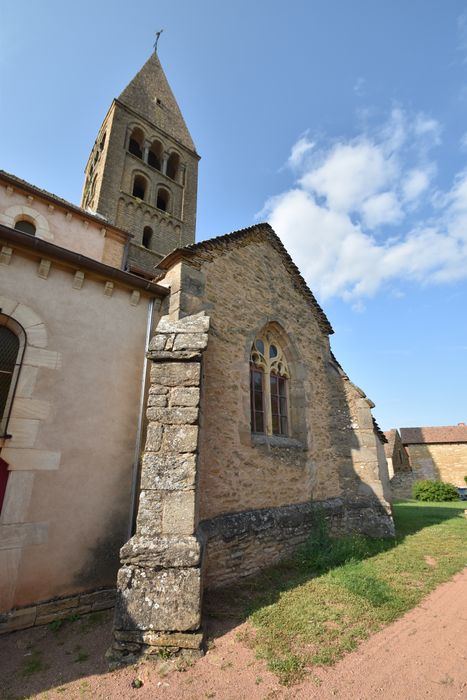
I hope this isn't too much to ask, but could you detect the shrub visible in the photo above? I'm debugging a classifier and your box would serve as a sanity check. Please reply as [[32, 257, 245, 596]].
[[412, 480, 459, 502], [464, 475, 467, 485]]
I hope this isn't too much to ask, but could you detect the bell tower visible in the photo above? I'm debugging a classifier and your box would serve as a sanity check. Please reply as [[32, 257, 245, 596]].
[[81, 52, 200, 275]]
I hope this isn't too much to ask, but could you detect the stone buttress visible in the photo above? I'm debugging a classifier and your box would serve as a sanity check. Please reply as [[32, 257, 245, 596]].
[[111, 311, 209, 661]]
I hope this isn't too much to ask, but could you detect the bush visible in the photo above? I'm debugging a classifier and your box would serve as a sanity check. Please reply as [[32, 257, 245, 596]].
[[412, 480, 459, 502]]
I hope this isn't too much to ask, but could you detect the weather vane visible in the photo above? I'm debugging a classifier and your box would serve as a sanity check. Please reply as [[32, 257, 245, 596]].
[[154, 29, 164, 53]]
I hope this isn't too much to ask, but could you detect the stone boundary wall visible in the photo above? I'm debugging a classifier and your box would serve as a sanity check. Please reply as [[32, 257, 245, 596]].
[[200, 498, 395, 589], [0, 588, 116, 634]]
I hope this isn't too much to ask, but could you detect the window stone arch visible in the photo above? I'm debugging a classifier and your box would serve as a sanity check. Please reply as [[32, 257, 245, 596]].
[[1, 205, 52, 241], [156, 186, 171, 213], [132, 173, 149, 201], [246, 321, 307, 445], [128, 126, 145, 159], [0, 314, 26, 438], [166, 150, 181, 181]]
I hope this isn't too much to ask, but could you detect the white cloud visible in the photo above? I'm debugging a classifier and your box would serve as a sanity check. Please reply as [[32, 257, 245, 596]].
[[300, 141, 393, 212], [286, 134, 314, 169], [413, 114, 442, 144], [402, 167, 433, 202], [261, 109, 467, 302], [360, 192, 403, 228]]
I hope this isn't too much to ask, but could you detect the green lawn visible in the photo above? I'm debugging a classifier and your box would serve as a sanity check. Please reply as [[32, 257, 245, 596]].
[[216, 500, 467, 685]]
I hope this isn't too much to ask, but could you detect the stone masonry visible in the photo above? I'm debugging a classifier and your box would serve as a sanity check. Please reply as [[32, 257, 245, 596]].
[[111, 312, 209, 660]]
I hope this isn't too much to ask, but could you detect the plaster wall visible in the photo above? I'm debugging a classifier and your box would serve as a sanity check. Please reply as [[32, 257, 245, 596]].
[[0, 184, 126, 267], [0, 251, 156, 611]]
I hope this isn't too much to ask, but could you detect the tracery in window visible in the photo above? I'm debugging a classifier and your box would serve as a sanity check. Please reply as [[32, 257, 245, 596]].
[[250, 333, 289, 436]]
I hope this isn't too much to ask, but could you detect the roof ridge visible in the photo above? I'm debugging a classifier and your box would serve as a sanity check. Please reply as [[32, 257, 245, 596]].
[[158, 223, 334, 336]]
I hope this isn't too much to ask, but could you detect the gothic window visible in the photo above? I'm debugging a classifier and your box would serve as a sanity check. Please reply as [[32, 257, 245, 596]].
[[128, 127, 144, 159], [166, 152, 180, 181], [156, 187, 170, 212], [148, 140, 162, 170], [142, 226, 153, 248], [250, 333, 289, 436], [14, 219, 36, 236], [0, 316, 26, 438], [132, 175, 147, 200]]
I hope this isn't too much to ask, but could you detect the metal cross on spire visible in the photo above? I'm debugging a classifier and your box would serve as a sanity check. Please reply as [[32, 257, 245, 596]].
[[154, 29, 164, 53]]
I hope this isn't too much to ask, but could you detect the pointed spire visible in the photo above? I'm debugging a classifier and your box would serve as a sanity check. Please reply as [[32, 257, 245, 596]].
[[118, 52, 196, 152]]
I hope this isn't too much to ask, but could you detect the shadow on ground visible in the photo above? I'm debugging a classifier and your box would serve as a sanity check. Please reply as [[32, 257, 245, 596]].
[[204, 499, 465, 641], [0, 610, 114, 700], [0, 500, 463, 699]]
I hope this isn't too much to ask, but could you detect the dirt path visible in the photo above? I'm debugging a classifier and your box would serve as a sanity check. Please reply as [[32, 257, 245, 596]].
[[1, 569, 466, 700]]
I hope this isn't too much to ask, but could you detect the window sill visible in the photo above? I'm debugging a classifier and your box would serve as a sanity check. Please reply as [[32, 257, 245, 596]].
[[251, 433, 305, 450]]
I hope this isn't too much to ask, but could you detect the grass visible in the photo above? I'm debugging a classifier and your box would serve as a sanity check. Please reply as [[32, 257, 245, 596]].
[[21, 649, 50, 676], [222, 500, 466, 685]]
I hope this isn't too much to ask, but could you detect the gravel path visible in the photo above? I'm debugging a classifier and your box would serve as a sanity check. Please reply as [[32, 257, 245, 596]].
[[1, 569, 466, 699]]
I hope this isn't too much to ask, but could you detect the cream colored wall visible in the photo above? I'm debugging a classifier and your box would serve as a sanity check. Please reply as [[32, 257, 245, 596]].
[[0, 184, 125, 267], [0, 250, 156, 611], [406, 443, 467, 487], [187, 240, 389, 522]]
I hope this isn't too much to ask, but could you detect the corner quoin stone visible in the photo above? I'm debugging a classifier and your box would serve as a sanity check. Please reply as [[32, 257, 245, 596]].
[[150, 362, 200, 387], [140, 453, 196, 491], [112, 312, 210, 661]]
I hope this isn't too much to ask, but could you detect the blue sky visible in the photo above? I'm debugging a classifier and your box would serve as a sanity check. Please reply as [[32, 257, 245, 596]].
[[1, 1, 466, 430]]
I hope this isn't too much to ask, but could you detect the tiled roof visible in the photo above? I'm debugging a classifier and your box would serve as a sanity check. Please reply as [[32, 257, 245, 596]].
[[400, 424, 467, 445], [157, 223, 334, 336]]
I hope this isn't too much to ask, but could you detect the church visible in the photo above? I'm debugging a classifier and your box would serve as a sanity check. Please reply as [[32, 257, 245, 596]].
[[0, 51, 394, 654]]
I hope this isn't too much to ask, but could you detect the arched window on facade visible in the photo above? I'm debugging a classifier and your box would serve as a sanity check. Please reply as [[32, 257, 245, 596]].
[[166, 152, 180, 181], [14, 219, 36, 236], [128, 127, 144, 159], [0, 316, 26, 438], [142, 226, 153, 249], [132, 175, 147, 200], [250, 332, 289, 436], [148, 140, 162, 170], [156, 187, 170, 212]]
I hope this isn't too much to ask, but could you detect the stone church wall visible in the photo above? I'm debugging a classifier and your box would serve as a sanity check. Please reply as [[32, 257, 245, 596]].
[[405, 443, 467, 487], [159, 236, 394, 590], [111, 232, 394, 659]]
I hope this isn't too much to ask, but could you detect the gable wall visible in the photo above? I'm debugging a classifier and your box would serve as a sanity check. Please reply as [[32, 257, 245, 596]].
[[193, 239, 390, 522]]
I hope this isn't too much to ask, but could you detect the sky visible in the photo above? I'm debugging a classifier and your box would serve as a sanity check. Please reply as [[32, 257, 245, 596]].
[[1, 0, 466, 431]]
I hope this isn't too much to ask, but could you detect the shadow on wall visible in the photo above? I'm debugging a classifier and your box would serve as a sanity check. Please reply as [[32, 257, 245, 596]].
[[202, 499, 463, 643], [198, 345, 395, 592], [72, 507, 129, 591]]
